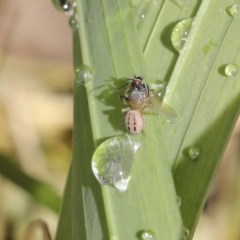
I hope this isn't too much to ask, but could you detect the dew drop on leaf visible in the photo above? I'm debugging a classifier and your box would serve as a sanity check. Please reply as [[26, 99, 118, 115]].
[[176, 196, 182, 207], [182, 227, 190, 240], [138, 12, 146, 23], [69, 15, 78, 30], [151, 167, 156, 173], [138, 230, 155, 240], [171, 18, 193, 52], [60, 0, 77, 15], [188, 146, 200, 160], [52, 0, 77, 15], [91, 135, 140, 192], [75, 65, 93, 85], [226, 4, 240, 17], [224, 63, 239, 77]]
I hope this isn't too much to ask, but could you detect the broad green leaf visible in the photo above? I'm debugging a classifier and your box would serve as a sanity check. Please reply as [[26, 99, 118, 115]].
[[56, 0, 182, 239], [54, 0, 240, 239], [157, 0, 240, 237]]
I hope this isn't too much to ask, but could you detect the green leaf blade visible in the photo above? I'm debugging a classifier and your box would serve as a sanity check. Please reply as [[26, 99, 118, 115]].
[[55, 0, 183, 239], [159, 0, 240, 236]]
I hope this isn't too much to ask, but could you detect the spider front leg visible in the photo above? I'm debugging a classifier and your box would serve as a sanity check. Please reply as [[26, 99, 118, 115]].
[[120, 95, 129, 101], [119, 95, 129, 106], [118, 84, 132, 105]]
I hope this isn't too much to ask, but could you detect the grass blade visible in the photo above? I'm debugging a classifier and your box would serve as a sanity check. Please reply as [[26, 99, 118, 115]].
[[158, 0, 240, 237], [0, 154, 61, 212], [56, 0, 182, 239]]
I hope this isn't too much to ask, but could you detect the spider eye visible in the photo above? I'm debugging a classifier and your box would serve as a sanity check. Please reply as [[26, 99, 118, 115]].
[[133, 75, 143, 82]]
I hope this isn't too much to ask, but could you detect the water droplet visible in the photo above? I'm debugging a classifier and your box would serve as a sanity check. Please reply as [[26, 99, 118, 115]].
[[224, 63, 239, 77], [151, 167, 156, 172], [188, 146, 200, 160], [226, 4, 240, 17], [176, 196, 182, 207], [137, 230, 155, 240], [171, 18, 193, 52], [87, 18, 92, 23], [140, 13, 146, 19], [92, 134, 140, 192], [136, 2, 153, 29], [69, 15, 78, 29], [75, 65, 93, 85], [52, 0, 76, 14], [61, 0, 77, 15], [182, 227, 190, 240]]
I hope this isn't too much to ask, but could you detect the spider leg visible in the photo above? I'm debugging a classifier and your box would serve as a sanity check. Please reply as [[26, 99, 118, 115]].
[[120, 95, 129, 101]]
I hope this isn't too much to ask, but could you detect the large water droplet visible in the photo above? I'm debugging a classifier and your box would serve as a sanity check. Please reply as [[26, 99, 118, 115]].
[[224, 63, 239, 77], [138, 230, 155, 240], [75, 65, 93, 85], [92, 135, 140, 192], [188, 146, 200, 160], [171, 18, 193, 52], [226, 4, 240, 17]]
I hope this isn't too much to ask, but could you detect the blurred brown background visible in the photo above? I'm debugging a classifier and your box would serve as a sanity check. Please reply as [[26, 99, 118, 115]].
[[0, 0, 72, 239], [0, 1, 240, 240]]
